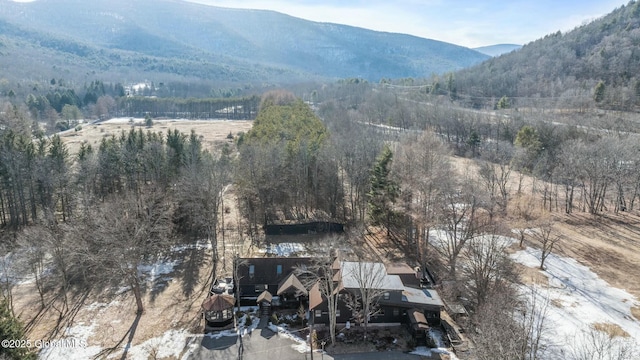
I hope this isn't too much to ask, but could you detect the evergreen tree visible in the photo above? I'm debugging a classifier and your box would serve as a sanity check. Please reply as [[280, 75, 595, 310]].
[[593, 80, 606, 103], [367, 144, 399, 235], [0, 300, 36, 360]]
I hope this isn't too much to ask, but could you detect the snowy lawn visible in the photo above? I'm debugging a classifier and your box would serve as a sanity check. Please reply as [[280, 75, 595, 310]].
[[511, 247, 640, 358], [258, 242, 308, 257]]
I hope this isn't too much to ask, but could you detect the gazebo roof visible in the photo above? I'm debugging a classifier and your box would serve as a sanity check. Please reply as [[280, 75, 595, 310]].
[[256, 290, 273, 303], [201, 294, 235, 312], [277, 272, 308, 296]]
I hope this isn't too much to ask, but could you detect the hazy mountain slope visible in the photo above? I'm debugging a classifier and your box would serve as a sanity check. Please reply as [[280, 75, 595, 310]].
[[454, 1, 640, 110], [473, 44, 521, 57], [0, 0, 489, 82]]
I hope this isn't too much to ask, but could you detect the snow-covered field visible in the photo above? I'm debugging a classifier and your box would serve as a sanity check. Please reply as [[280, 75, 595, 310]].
[[102, 117, 232, 124], [511, 247, 640, 359]]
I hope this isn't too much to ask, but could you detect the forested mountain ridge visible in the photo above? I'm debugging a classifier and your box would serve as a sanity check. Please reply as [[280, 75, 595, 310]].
[[473, 44, 522, 57], [454, 0, 640, 110], [0, 0, 489, 83]]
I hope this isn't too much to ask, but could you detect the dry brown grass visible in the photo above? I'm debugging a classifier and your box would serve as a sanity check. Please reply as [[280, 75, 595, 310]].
[[591, 322, 630, 338], [448, 156, 640, 302], [60, 119, 253, 155], [632, 306, 640, 322], [550, 299, 563, 308], [515, 263, 549, 286]]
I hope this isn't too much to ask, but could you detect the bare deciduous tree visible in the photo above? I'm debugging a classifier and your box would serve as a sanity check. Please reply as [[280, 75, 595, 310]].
[[462, 232, 516, 307], [295, 246, 340, 346], [85, 190, 173, 314], [341, 261, 386, 340], [434, 176, 489, 280], [533, 223, 560, 270], [394, 130, 452, 277], [569, 326, 640, 360]]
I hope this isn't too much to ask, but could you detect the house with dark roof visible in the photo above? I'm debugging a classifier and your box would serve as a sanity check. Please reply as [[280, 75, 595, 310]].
[[235, 257, 312, 312], [309, 260, 444, 332], [233, 256, 444, 336]]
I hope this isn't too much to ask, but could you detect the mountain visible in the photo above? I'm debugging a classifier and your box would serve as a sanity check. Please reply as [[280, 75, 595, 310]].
[[0, 0, 489, 84], [454, 1, 640, 110], [473, 44, 521, 57]]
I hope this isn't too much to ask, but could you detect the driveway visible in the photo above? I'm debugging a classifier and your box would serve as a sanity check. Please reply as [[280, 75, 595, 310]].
[[332, 352, 427, 360], [183, 316, 334, 360]]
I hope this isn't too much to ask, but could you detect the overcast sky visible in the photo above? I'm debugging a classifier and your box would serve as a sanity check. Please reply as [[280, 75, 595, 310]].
[[186, 0, 628, 48]]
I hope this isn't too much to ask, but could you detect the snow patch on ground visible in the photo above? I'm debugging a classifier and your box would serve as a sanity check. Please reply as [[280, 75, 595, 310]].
[[124, 329, 189, 360], [413, 329, 459, 360], [138, 260, 178, 283], [0, 251, 36, 285], [267, 323, 310, 353], [102, 117, 229, 124], [172, 240, 212, 252], [259, 242, 308, 257], [39, 323, 101, 360], [511, 247, 640, 358]]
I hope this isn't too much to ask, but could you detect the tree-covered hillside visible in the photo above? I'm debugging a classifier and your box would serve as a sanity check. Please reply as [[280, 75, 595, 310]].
[[453, 1, 640, 111], [0, 0, 488, 84]]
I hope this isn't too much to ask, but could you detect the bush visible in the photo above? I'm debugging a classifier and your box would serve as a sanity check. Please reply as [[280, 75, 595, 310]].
[[407, 338, 416, 350], [245, 315, 253, 327], [425, 334, 437, 348]]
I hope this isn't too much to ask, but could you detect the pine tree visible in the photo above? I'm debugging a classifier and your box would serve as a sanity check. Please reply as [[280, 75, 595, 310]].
[[0, 300, 36, 360], [367, 144, 399, 235]]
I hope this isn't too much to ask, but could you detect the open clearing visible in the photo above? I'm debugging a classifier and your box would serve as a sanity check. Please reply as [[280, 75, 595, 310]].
[[59, 118, 254, 154]]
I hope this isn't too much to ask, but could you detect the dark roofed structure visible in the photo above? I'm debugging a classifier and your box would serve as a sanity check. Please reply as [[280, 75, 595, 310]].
[[202, 294, 235, 330], [236, 257, 312, 308]]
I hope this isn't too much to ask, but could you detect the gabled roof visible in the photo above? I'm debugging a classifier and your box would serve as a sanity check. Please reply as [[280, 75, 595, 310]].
[[408, 309, 430, 330], [309, 282, 323, 310], [257, 290, 273, 303], [277, 272, 308, 296], [332, 257, 341, 271], [202, 294, 235, 312]]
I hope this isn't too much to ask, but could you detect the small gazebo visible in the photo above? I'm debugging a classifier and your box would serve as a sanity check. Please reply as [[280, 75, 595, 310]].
[[202, 294, 236, 328]]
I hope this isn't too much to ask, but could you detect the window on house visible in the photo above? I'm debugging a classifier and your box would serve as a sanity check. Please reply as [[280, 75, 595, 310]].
[[315, 310, 322, 318], [249, 265, 255, 278], [277, 264, 282, 275], [335, 309, 341, 318], [383, 292, 390, 300], [393, 308, 400, 317]]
